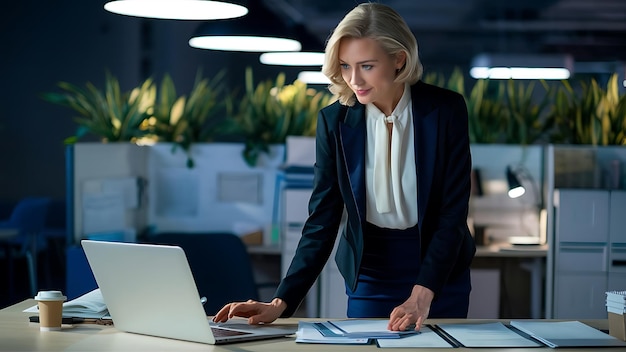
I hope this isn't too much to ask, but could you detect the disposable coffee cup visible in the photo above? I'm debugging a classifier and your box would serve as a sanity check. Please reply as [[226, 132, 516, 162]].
[[34, 291, 67, 331]]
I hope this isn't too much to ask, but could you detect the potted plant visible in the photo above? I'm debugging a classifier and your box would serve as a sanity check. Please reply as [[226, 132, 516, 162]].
[[547, 73, 626, 146], [148, 70, 230, 167], [423, 68, 508, 143], [225, 67, 334, 166], [501, 79, 553, 145], [41, 71, 155, 144]]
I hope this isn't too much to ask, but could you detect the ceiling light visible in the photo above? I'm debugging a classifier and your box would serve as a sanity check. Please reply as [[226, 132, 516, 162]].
[[260, 52, 325, 66], [190, 36, 300, 51], [259, 24, 324, 66], [470, 53, 574, 80], [297, 71, 330, 85], [189, 1, 301, 52], [104, 0, 248, 20]]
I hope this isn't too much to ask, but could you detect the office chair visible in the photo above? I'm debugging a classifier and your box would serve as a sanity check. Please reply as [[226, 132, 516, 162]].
[[0, 196, 51, 299], [148, 232, 262, 316]]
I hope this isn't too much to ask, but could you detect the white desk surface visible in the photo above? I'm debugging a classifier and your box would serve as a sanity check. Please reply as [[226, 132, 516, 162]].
[[2, 299, 617, 352], [475, 243, 548, 258], [247, 243, 549, 258]]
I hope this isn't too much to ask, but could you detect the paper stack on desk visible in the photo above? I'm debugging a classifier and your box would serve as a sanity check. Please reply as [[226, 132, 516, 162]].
[[606, 290, 626, 341], [295, 319, 418, 345], [606, 290, 626, 315], [24, 289, 110, 319]]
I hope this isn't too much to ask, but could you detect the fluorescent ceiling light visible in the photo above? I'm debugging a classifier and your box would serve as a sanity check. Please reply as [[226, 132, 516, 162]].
[[260, 52, 325, 66], [189, 1, 303, 52], [470, 53, 574, 80], [470, 67, 571, 80], [297, 71, 330, 85], [104, 0, 248, 20], [190, 36, 301, 52]]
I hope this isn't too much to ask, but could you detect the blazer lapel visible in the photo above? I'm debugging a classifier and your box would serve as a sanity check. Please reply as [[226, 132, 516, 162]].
[[339, 103, 367, 222], [411, 82, 438, 227]]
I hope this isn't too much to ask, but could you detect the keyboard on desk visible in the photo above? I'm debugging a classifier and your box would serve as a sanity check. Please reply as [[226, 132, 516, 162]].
[[211, 327, 252, 337]]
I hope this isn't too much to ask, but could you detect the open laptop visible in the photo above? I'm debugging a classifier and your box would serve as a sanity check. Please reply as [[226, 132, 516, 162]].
[[81, 240, 296, 345]]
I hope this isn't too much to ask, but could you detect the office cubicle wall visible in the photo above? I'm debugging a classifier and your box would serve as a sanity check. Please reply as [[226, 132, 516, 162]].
[[146, 143, 284, 241], [71, 142, 284, 245], [71, 143, 149, 244]]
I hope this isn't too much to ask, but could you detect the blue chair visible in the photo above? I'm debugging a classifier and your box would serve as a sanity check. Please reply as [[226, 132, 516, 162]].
[[0, 197, 51, 299], [147, 233, 262, 316]]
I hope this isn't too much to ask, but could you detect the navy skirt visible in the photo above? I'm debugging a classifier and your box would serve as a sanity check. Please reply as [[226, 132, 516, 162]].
[[346, 222, 471, 319]]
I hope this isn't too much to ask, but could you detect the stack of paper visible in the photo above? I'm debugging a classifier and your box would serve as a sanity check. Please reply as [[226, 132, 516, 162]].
[[437, 322, 541, 348], [606, 290, 626, 315], [24, 289, 110, 319], [295, 319, 418, 345]]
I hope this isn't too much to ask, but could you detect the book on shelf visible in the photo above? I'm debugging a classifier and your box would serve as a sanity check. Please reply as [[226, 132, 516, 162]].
[[24, 288, 110, 319]]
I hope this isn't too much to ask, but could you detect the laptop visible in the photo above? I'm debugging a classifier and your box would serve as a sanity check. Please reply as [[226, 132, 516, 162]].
[[81, 240, 297, 345]]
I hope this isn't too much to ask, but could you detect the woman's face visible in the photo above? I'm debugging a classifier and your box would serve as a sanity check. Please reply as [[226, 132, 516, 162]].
[[338, 37, 405, 114]]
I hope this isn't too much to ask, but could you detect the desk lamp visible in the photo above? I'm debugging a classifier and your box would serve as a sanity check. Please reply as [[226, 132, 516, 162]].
[[507, 166, 525, 198]]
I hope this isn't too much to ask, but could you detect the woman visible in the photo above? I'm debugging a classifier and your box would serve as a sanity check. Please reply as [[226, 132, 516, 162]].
[[214, 3, 475, 331]]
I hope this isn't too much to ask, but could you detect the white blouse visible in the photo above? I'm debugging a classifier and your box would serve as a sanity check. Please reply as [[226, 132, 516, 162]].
[[365, 84, 418, 229]]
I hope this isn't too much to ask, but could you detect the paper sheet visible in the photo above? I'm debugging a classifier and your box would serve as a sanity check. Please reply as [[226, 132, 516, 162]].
[[376, 326, 453, 348], [437, 322, 541, 348], [295, 322, 369, 344]]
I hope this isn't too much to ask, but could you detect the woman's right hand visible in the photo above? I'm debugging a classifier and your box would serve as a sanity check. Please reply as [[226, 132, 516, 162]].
[[212, 298, 287, 325]]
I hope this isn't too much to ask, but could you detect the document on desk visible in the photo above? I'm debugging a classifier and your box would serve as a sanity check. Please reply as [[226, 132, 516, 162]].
[[437, 322, 542, 348], [375, 325, 454, 348], [510, 320, 626, 348], [316, 319, 419, 339], [295, 322, 370, 344], [296, 319, 420, 344]]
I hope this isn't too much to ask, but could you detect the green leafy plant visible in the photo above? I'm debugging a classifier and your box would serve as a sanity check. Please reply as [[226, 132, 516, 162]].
[[424, 68, 507, 143], [547, 74, 626, 145], [42, 71, 155, 144], [425, 68, 565, 145], [502, 79, 553, 145], [149, 70, 230, 167], [227, 67, 334, 166]]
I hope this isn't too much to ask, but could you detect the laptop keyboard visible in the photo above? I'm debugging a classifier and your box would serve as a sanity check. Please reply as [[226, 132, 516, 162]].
[[211, 327, 252, 337]]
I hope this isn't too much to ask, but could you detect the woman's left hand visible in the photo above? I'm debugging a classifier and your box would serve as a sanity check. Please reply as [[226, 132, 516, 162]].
[[387, 285, 434, 331]]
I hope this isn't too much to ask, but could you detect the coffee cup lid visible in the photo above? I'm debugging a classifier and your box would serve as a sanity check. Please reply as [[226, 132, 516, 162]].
[[34, 291, 67, 301]]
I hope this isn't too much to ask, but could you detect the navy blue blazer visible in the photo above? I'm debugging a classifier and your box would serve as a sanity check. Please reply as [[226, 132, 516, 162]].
[[275, 81, 476, 317]]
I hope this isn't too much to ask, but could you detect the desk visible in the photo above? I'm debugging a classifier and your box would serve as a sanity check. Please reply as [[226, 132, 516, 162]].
[[475, 244, 547, 319], [245, 243, 547, 318], [0, 299, 616, 352]]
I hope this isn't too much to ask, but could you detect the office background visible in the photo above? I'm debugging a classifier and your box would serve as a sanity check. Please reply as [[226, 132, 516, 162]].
[[1, 0, 625, 311]]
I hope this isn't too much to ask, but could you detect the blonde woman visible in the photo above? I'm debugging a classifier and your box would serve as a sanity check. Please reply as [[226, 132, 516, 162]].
[[214, 3, 474, 332]]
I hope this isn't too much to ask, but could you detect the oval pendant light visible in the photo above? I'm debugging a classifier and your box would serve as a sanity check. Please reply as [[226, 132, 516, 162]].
[[189, 0, 301, 52], [104, 0, 248, 20]]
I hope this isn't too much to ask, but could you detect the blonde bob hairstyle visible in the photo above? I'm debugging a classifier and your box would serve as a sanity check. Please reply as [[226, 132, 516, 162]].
[[322, 3, 423, 106]]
